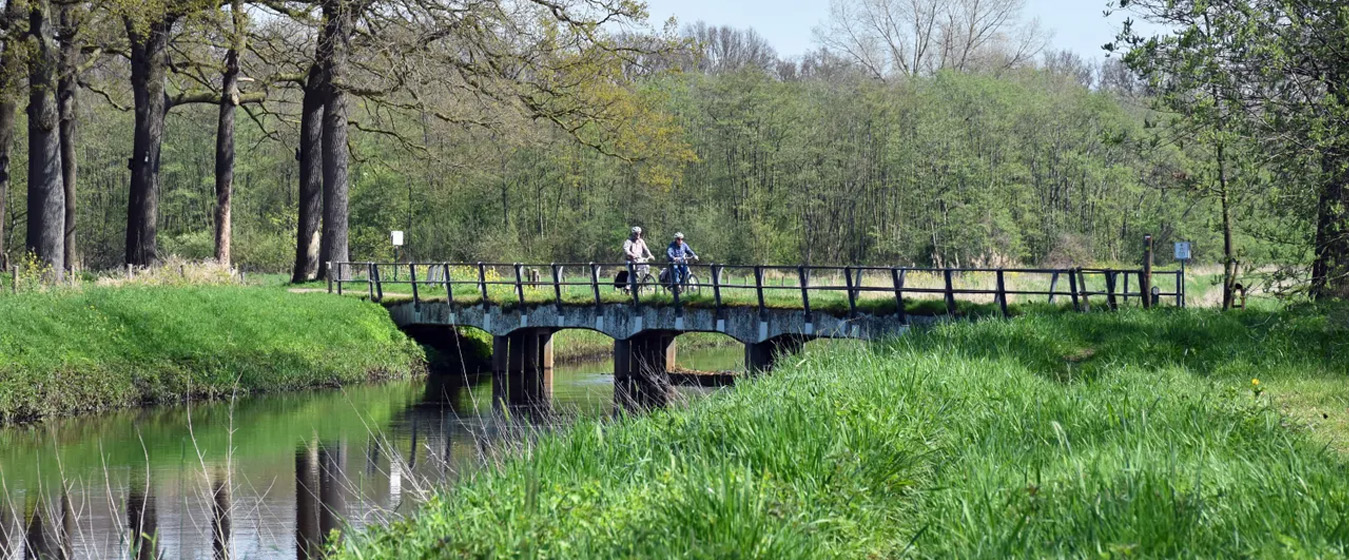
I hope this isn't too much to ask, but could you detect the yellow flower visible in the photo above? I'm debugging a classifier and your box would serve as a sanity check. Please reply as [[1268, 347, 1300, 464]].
[[1251, 378, 1260, 386]]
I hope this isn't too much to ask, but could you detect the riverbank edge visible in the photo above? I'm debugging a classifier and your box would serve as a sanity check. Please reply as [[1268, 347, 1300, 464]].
[[336, 305, 1348, 558], [0, 286, 427, 425]]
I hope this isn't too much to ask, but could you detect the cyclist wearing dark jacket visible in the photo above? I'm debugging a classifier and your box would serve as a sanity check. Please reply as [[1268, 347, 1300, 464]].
[[666, 232, 697, 287]]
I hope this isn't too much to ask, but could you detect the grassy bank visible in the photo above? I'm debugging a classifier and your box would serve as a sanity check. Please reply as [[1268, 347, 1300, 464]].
[[0, 286, 424, 423], [340, 306, 1346, 558]]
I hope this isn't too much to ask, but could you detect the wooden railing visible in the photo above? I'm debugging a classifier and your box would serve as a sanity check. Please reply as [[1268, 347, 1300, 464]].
[[326, 261, 1186, 319]]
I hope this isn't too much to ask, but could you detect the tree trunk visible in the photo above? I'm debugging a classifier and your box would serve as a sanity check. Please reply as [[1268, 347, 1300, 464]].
[[1216, 141, 1235, 310], [292, 66, 324, 282], [318, 0, 351, 279], [0, 0, 20, 272], [26, 0, 65, 280], [125, 16, 174, 266], [58, 3, 79, 271], [214, 17, 240, 268], [1310, 145, 1348, 300]]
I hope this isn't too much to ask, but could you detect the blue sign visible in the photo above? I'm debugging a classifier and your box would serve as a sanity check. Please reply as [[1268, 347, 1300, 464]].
[[1174, 241, 1191, 261]]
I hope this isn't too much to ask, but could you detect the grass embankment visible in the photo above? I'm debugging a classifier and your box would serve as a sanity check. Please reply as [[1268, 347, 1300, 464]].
[[0, 286, 424, 423], [340, 305, 1347, 558]]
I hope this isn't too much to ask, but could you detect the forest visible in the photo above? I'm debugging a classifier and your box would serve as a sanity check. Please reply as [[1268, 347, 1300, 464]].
[[0, 0, 1344, 306]]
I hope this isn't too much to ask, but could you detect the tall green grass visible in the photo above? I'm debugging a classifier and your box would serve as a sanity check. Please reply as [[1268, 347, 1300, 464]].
[[0, 286, 424, 422], [338, 306, 1347, 558]]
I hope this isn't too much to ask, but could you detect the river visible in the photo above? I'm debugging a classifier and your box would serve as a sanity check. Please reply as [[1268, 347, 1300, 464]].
[[0, 343, 744, 559]]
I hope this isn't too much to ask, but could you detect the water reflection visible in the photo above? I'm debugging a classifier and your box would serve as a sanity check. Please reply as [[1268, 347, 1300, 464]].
[[0, 346, 740, 559]]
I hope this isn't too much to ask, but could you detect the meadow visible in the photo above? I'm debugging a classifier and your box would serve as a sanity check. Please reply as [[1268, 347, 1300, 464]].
[[338, 305, 1348, 558]]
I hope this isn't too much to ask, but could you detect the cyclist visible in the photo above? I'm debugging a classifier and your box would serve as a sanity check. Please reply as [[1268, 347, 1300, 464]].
[[621, 226, 654, 289], [665, 232, 698, 289]]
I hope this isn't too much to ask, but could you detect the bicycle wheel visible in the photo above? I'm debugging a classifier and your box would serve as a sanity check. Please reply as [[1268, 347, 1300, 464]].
[[637, 273, 657, 296], [683, 272, 701, 295]]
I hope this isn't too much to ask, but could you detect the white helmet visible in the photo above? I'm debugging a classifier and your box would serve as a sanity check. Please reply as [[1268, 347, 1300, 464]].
[[631, 226, 642, 235], [674, 232, 684, 239]]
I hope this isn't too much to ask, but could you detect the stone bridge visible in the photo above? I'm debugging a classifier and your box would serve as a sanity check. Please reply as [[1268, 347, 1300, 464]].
[[387, 300, 922, 409]]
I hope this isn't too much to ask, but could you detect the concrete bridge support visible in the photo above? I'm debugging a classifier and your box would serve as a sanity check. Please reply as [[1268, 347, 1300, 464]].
[[614, 332, 677, 410], [491, 329, 555, 409], [745, 335, 807, 375]]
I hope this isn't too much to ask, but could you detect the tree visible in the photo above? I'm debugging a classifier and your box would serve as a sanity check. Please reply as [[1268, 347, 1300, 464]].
[[1112, 0, 1348, 301], [26, 0, 65, 279], [815, 0, 1046, 79], [0, 0, 24, 271], [214, 0, 244, 267]]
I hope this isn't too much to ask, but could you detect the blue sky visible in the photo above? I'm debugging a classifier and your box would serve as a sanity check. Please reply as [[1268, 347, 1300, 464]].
[[642, 0, 1139, 63]]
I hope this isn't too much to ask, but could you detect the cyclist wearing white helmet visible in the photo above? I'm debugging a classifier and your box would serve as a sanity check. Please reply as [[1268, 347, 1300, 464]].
[[623, 226, 654, 277], [666, 232, 698, 289]]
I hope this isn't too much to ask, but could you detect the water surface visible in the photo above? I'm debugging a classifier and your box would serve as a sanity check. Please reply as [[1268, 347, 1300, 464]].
[[0, 344, 741, 559]]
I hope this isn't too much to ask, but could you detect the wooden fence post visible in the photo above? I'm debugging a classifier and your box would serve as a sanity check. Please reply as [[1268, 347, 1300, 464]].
[[1142, 235, 1154, 309], [891, 267, 907, 324], [551, 264, 563, 311], [1067, 269, 1080, 311], [996, 269, 1009, 317], [409, 263, 420, 305], [1105, 271, 1118, 310], [753, 266, 766, 319], [943, 269, 957, 315], [1047, 271, 1059, 303], [589, 263, 601, 307], [513, 263, 525, 306], [798, 266, 811, 323], [476, 262, 488, 304], [843, 266, 858, 317], [442, 263, 453, 303], [325, 262, 333, 293]]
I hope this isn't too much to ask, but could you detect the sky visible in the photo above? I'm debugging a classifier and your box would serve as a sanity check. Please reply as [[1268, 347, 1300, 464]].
[[641, 0, 1141, 63]]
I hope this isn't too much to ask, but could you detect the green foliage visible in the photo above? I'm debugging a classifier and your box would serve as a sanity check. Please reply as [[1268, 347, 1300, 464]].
[[338, 306, 1347, 558], [0, 286, 424, 422]]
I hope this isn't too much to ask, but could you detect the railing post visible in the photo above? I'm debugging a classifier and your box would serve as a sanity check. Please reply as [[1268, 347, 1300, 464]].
[[1105, 270, 1118, 310], [996, 269, 1009, 317], [710, 265, 724, 320], [373, 263, 384, 302], [326, 261, 333, 293], [1142, 235, 1154, 309], [1067, 269, 1080, 311], [513, 263, 525, 306], [753, 266, 766, 319], [589, 263, 601, 307], [367, 262, 375, 300], [1177, 270, 1185, 308], [443, 263, 453, 304], [798, 266, 812, 323], [843, 266, 858, 317], [626, 261, 640, 308], [891, 267, 907, 324], [476, 262, 488, 304], [943, 269, 957, 315], [551, 263, 563, 312], [409, 263, 420, 306], [1047, 271, 1059, 303], [671, 265, 683, 314], [1077, 268, 1090, 311]]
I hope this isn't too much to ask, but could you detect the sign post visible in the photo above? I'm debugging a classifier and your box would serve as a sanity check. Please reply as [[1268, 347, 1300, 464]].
[[1174, 241, 1191, 308]]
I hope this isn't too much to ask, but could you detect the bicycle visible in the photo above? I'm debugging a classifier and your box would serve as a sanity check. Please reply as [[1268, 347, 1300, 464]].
[[659, 256, 701, 295], [615, 258, 657, 296]]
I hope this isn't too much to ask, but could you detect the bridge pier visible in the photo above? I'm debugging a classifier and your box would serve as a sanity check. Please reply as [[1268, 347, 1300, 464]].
[[614, 332, 677, 410], [491, 329, 554, 409], [745, 335, 807, 375]]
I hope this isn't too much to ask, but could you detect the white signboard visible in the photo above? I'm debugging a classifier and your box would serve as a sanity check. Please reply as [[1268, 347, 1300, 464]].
[[1174, 241, 1191, 261], [391, 230, 405, 246]]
